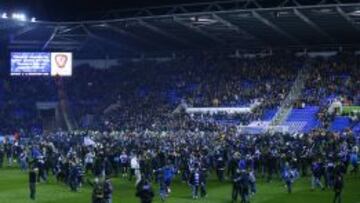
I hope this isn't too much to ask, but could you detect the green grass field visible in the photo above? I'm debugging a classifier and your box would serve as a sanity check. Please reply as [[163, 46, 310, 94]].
[[0, 168, 359, 203]]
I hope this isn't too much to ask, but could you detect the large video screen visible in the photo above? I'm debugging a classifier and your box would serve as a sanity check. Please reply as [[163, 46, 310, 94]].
[[11, 52, 72, 76]]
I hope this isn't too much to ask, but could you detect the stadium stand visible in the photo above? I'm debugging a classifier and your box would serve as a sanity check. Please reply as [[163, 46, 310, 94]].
[[0, 53, 359, 134]]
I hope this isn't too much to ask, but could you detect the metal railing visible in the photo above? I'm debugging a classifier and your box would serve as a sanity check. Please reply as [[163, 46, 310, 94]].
[[270, 64, 309, 126]]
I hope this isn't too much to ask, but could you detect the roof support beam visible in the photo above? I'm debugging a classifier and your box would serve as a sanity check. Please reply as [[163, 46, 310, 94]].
[[12, 25, 37, 38], [293, 8, 335, 43], [105, 0, 360, 20], [81, 24, 135, 53], [107, 24, 163, 49], [251, 0, 263, 8], [43, 27, 59, 50], [33, 2, 360, 26], [336, 6, 360, 32], [252, 11, 301, 44], [8, 45, 79, 50], [137, 19, 193, 47], [58, 34, 88, 37], [166, 6, 189, 14], [212, 13, 269, 46], [105, 0, 298, 18], [12, 40, 82, 45], [173, 16, 227, 46], [58, 25, 84, 34]]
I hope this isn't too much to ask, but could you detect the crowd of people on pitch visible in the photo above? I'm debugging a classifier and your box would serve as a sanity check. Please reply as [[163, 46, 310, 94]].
[[0, 124, 358, 202]]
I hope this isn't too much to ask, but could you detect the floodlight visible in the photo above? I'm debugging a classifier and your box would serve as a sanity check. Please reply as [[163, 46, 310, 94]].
[[12, 13, 27, 21], [1, 13, 8, 19]]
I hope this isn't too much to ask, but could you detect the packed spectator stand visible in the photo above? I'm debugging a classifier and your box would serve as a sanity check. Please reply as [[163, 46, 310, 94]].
[[0, 52, 358, 135]]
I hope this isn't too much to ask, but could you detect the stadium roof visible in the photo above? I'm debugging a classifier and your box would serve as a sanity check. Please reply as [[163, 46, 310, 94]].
[[1, 0, 360, 57]]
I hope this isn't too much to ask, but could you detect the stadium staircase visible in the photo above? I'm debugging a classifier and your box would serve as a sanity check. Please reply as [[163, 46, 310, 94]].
[[329, 116, 351, 132], [270, 65, 310, 127], [262, 108, 278, 121]]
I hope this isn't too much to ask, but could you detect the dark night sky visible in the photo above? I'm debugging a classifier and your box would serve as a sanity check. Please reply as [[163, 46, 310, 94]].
[[1, 0, 215, 21]]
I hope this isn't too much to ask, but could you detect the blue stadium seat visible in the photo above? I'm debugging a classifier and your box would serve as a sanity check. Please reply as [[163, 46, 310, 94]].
[[283, 106, 320, 133], [330, 116, 351, 132]]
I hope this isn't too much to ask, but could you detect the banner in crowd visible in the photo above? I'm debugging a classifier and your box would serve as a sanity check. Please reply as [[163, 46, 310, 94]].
[[342, 106, 360, 115]]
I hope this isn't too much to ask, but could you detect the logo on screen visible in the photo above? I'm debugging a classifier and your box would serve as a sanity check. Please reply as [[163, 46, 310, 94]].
[[55, 54, 68, 68]]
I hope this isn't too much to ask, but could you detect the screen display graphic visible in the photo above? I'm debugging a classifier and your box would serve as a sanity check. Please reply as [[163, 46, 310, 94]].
[[11, 52, 51, 76], [11, 52, 73, 77]]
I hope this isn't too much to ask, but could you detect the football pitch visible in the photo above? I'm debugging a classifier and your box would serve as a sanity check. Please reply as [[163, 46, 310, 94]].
[[0, 168, 359, 203]]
